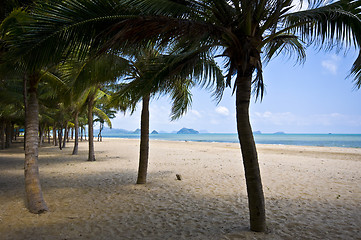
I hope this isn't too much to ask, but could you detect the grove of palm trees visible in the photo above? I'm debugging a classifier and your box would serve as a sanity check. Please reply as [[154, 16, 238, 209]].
[[1, 0, 360, 238]]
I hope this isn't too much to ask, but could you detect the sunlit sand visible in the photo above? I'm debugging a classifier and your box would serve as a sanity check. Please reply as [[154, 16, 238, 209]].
[[0, 138, 360, 239]]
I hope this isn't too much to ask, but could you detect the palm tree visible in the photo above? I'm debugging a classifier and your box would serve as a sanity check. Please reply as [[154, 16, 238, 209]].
[[67, 53, 129, 161], [94, 97, 116, 142], [0, 7, 54, 213], [111, 44, 223, 184], [8, 0, 361, 231]]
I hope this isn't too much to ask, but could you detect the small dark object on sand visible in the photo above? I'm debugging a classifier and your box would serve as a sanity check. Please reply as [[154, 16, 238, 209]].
[[176, 174, 182, 180]]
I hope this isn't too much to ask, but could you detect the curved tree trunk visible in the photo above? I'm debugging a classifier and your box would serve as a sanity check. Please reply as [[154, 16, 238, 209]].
[[72, 111, 79, 155], [137, 94, 150, 184], [236, 73, 266, 232], [24, 74, 48, 214], [88, 94, 95, 161]]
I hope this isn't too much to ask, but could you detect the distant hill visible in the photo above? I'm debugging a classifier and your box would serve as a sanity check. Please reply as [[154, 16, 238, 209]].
[[253, 131, 262, 134], [273, 131, 285, 135], [101, 128, 132, 134], [133, 128, 141, 134], [151, 130, 158, 134], [177, 128, 199, 134]]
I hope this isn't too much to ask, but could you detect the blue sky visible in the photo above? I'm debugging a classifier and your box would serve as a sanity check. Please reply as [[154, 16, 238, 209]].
[[108, 47, 361, 134]]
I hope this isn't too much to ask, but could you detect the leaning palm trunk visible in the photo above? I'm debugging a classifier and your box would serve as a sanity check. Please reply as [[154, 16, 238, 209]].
[[24, 75, 48, 214], [236, 73, 266, 232], [88, 95, 95, 161], [137, 94, 150, 184], [72, 111, 79, 155]]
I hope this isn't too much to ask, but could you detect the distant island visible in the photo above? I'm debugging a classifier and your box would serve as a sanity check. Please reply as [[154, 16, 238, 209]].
[[133, 129, 141, 134], [151, 130, 158, 134], [177, 128, 199, 134], [273, 131, 285, 135], [253, 131, 262, 134], [101, 128, 132, 134]]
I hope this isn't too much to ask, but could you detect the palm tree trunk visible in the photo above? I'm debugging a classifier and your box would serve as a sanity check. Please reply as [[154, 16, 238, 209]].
[[0, 120, 5, 150], [38, 125, 43, 147], [23, 75, 28, 150], [14, 126, 18, 141], [66, 125, 70, 143], [11, 123, 15, 142], [47, 126, 51, 143], [24, 74, 48, 214], [80, 126, 83, 141], [137, 94, 150, 184], [88, 95, 95, 161], [236, 73, 266, 232], [53, 127, 57, 146], [72, 111, 79, 155], [62, 122, 68, 148], [58, 127, 62, 150], [5, 121, 12, 148]]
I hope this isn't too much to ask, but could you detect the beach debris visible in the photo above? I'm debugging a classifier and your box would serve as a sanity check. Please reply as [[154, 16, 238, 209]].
[[176, 174, 182, 180]]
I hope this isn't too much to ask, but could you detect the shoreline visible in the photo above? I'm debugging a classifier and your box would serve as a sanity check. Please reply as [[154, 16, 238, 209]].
[[100, 136, 361, 149], [101, 134, 361, 149], [0, 138, 360, 239]]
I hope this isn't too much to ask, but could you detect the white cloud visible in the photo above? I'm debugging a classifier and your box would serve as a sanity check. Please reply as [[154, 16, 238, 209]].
[[321, 54, 341, 75], [191, 110, 202, 118], [251, 111, 361, 133], [215, 106, 230, 116]]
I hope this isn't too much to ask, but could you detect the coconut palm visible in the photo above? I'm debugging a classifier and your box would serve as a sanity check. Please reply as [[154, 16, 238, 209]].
[[0, 7, 55, 213], [6, 0, 361, 231], [65, 53, 129, 161], [111, 43, 223, 184], [94, 98, 116, 142]]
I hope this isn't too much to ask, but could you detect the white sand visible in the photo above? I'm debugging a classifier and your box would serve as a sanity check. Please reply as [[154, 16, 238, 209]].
[[0, 138, 360, 239]]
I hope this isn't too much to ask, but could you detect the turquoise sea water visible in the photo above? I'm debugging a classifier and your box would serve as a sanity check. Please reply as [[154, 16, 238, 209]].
[[103, 133, 361, 148]]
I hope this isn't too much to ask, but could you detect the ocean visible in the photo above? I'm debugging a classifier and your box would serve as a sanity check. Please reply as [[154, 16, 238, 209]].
[[102, 133, 361, 148]]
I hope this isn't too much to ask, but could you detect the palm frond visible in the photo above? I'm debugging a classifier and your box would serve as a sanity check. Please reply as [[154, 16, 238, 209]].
[[285, 0, 361, 50], [93, 106, 112, 128], [263, 34, 306, 64], [169, 78, 193, 120]]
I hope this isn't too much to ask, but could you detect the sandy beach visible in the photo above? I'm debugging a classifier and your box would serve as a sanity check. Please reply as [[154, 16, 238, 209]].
[[0, 138, 360, 239]]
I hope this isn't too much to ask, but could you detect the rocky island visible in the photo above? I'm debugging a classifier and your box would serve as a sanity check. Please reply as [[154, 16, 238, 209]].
[[177, 128, 199, 134]]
